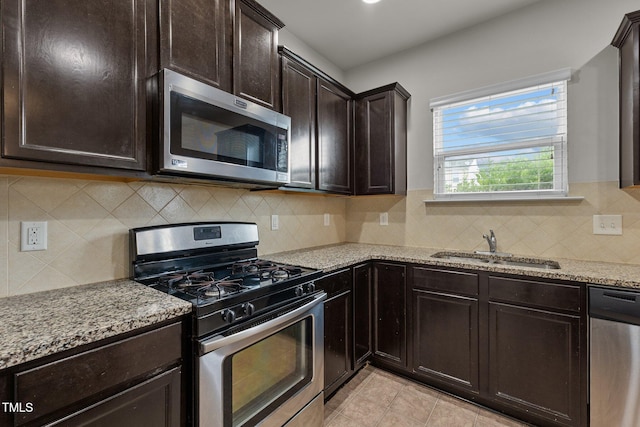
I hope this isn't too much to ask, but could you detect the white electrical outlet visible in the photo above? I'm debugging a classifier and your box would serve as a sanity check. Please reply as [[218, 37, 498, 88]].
[[593, 215, 622, 235], [380, 212, 389, 226], [324, 213, 330, 226], [271, 214, 279, 231], [21, 221, 48, 251]]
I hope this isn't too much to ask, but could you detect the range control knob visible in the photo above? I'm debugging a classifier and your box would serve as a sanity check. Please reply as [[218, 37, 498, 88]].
[[295, 286, 304, 297], [222, 309, 236, 323], [306, 282, 316, 293], [243, 303, 255, 316]]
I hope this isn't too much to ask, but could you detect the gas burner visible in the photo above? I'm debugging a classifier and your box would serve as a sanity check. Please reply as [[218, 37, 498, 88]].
[[231, 260, 277, 276], [257, 266, 303, 282], [160, 271, 217, 289], [270, 268, 290, 281], [198, 278, 245, 299]]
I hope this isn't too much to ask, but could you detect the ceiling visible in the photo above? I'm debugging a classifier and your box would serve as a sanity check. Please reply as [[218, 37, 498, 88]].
[[259, 0, 541, 70]]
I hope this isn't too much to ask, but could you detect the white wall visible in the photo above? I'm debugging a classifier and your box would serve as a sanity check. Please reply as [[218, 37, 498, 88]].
[[278, 29, 346, 84], [344, 0, 637, 190]]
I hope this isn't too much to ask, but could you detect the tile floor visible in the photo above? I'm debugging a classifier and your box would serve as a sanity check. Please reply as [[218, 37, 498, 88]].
[[324, 365, 528, 427]]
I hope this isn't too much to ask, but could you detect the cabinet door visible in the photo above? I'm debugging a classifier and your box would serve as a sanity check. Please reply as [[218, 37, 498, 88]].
[[2, 0, 155, 171], [353, 263, 372, 366], [356, 91, 393, 194], [372, 263, 407, 369], [317, 78, 353, 194], [160, 0, 231, 90], [281, 57, 316, 189], [488, 302, 582, 426], [355, 84, 408, 195], [324, 290, 353, 396], [233, 0, 282, 110], [317, 269, 353, 396], [49, 367, 181, 427], [412, 289, 479, 394]]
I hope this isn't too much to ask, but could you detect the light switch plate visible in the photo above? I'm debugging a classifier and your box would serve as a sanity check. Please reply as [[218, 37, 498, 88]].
[[593, 215, 622, 235], [271, 214, 279, 231], [324, 213, 330, 226], [380, 212, 389, 226]]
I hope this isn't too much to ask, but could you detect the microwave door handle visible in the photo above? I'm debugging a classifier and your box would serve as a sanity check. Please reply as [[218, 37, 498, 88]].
[[198, 292, 326, 355]]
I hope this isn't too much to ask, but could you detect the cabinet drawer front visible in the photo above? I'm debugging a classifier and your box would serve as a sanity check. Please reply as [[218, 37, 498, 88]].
[[317, 269, 351, 298], [48, 366, 182, 427], [15, 322, 182, 425], [489, 276, 582, 312], [412, 266, 478, 296]]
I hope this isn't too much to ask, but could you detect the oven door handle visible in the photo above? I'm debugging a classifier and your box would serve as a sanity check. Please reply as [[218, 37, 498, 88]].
[[199, 292, 326, 355]]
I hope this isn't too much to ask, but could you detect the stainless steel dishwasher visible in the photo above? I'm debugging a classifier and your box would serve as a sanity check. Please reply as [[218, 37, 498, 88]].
[[590, 286, 640, 427]]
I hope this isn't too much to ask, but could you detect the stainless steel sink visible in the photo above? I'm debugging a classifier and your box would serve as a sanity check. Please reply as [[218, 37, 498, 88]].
[[431, 251, 560, 270]]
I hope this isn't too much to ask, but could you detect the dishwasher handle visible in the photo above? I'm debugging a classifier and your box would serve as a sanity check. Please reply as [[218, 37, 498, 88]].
[[590, 286, 640, 326]]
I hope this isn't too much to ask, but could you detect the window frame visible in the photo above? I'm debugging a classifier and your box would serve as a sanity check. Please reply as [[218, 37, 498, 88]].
[[430, 69, 571, 201]]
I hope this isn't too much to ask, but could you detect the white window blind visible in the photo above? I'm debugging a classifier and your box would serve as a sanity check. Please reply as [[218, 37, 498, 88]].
[[432, 71, 569, 200]]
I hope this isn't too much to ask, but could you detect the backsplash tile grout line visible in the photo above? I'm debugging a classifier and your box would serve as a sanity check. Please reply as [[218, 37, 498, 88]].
[[2, 175, 640, 297]]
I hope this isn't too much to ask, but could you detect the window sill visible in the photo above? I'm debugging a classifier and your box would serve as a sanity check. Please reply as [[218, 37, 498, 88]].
[[424, 195, 585, 204]]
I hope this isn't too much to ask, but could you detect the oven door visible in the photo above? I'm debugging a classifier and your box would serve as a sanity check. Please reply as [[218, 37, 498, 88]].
[[197, 292, 325, 427]]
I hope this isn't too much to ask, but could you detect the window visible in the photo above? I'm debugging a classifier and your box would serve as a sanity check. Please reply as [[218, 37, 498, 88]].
[[431, 70, 570, 200]]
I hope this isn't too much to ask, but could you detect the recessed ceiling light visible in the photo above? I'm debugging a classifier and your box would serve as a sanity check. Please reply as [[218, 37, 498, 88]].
[[362, 0, 381, 4]]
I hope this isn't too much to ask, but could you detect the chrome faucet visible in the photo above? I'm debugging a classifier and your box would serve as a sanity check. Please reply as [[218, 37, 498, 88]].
[[483, 230, 497, 253]]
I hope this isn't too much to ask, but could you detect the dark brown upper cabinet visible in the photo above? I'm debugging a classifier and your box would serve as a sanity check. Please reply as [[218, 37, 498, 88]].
[[613, 10, 640, 188], [281, 55, 317, 189], [160, 0, 231, 91], [280, 47, 355, 194], [355, 84, 410, 195], [233, 0, 283, 110], [1, 0, 156, 172], [161, 0, 283, 109], [317, 78, 354, 194]]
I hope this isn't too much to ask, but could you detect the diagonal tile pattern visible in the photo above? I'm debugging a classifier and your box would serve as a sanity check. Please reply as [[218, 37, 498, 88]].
[[0, 175, 347, 297], [2, 174, 640, 299], [346, 182, 640, 264], [325, 365, 526, 427]]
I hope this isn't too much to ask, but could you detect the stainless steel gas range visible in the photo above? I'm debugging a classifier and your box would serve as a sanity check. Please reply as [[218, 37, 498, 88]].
[[129, 222, 326, 427]]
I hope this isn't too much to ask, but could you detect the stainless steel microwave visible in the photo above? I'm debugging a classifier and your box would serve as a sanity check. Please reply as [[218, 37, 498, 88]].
[[157, 69, 291, 186]]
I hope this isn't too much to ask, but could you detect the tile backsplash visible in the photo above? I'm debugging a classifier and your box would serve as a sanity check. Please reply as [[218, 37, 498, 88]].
[[2, 176, 640, 298], [346, 182, 640, 264], [0, 175, 346, 297]]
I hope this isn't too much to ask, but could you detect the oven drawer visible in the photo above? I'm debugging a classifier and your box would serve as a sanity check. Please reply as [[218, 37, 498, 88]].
[[14, 322, 182, 425]]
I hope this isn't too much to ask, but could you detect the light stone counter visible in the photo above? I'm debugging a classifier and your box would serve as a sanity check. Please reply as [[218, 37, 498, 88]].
[[264, 243, 640, 290], [0, 279, 192, 370]]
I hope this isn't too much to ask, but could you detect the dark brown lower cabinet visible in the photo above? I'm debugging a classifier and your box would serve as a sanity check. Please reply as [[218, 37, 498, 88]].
[[317, 269, 353, 397], [0, 320, 184, 427], [405, 266, 586, 427], [410, 267, 480, 396], [48, 367, 181, 426], [487, 276, 585, 427], [353, 263, 373, 368], [372, 262, 407, 370], [412, 290, 479, 394]]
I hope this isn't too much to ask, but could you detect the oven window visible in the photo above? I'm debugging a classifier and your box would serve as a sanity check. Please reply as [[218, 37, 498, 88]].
[[224, 317, 313, 427], [170, 92, 287, 171]]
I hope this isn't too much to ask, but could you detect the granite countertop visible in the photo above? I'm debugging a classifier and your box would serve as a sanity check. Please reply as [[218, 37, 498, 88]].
[[0, 279, 192, 371], [264, 243, 640, 290], [5, 243, 640, 372]]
